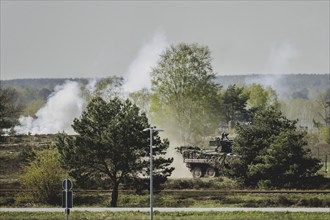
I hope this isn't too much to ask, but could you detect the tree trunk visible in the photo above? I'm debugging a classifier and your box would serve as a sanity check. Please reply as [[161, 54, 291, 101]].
[[110, 182, 119, 207]]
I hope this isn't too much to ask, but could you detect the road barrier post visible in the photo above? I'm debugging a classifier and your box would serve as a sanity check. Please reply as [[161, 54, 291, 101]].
[[62, 179, 73, 220]]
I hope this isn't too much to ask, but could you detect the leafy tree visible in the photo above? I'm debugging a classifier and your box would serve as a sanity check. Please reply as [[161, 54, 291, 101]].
[[56, 97, 173, 207], [220, 84, 249, 127], [319, 126, 330, 144], [315, 89, 330, 126], [281, 99, 320, 129], [0, 88, 22, 138], [313, 89, 330, 144], [16, 148, 67, 204], [22, 99, 45, 117], [151, 43, 221, 144], [244, 83, 280, 111], [226, 106, 321, 188], [129, 88, 152, 118]]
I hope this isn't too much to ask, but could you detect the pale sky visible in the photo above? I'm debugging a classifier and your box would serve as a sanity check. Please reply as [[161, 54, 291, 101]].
[[1, 0, 329, 80]]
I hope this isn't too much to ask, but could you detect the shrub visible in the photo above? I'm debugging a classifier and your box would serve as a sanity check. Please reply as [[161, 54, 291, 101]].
[[16, 148, 67, 205], [18, 146, 36, 164]]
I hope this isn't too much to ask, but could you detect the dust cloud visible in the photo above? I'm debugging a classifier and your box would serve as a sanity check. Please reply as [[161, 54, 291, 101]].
[[166, 141, 192, 178]]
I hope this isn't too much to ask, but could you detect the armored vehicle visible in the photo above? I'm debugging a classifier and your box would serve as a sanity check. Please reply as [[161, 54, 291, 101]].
[[176, 136, 234, 178]]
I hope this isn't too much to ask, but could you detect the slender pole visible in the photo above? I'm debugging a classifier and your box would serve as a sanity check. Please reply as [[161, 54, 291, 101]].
[[325, 154, 328, 174], [66, 179, 68, 220], [150, 128, 153, 220], [144, 127, 163, 220]]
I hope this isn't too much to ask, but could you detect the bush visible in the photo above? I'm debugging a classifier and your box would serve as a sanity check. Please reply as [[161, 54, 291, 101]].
[[15, 148, 67, 205], [164, 177, 239, 190], [18, 146, 36, 164]]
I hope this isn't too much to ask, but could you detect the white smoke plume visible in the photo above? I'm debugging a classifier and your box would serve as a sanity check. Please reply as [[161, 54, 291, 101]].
[[123, 30, 168, 93], [15, 81, 85, 134], [12, 29, 170, 136], [266, 41, 300, 74]]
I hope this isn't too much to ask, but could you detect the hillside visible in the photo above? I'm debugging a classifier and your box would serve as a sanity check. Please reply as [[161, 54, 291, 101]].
[[0, 135, 57, 189], [1, 74, 329, 99]]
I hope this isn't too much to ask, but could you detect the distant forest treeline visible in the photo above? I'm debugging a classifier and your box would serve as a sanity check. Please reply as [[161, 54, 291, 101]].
[[1, 74, 329, 102], [0, 78, 89, 90], [215, 74, 329, 89], [1, 74, 329, 97]]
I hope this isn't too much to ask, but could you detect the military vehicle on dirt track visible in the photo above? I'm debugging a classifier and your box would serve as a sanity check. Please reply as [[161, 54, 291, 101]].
[[176, 135, 236, 178]]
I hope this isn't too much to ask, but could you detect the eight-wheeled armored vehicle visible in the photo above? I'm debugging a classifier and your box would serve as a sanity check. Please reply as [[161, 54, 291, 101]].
[[176, 136, 235, 178]]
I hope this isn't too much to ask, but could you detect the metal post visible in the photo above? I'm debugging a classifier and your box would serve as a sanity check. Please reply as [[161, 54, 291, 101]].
[[150, 128, 153, 220], [62, 179, 73, 220], [143, 127, 163, 220], [66, 180, 68, 220], [325, 154, 328, 174]]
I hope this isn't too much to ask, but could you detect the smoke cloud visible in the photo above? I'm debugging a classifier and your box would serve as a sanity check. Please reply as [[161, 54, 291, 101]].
[[15, 81, 85, 134], [265, 41, 300, 74], [13, 30, 170, 135], [123, 30, 168, 93], [244, 42, 301, 98]]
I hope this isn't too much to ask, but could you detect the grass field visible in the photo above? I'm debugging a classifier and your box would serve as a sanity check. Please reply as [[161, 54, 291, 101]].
[[2, 190, 329, 208], [115, 191, 330, 208], [1, 211, 330, 220]]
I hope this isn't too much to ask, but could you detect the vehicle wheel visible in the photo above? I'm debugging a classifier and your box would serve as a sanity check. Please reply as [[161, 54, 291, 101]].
[[205, 167, 217, 178], [192, 166, 203, 178]]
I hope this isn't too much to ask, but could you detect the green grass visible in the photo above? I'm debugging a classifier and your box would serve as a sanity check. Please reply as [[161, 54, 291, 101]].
[[74, 191, 330, 208], [3, 190, 329, 208], [0, 211, 329, 220]]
